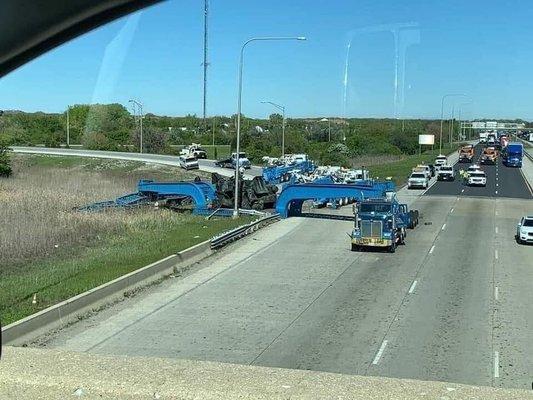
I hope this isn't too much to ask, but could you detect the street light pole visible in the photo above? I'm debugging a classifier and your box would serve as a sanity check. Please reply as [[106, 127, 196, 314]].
[[449, 104, 455, 147], [129, 99, 144, 153], [439, 93, 466, 154], [233, 36, 306, 218], [457, 101, 472, 142], [261, 101, 286, 157]]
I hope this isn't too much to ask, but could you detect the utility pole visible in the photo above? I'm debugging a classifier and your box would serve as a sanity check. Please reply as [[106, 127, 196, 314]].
[[129, 99, 143, 153], [202, 0, 209, 129], [212, 117, 215, 146], [66, 106, 70, 147]]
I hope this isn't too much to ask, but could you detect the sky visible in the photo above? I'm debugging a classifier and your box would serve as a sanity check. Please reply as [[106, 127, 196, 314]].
[[1, 0, 533, 120]]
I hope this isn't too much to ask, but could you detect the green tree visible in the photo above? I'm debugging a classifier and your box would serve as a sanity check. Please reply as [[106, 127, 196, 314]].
[[0, 137, 12, 177], [82, 104, 133, 150], [131, 126, 169, 154]]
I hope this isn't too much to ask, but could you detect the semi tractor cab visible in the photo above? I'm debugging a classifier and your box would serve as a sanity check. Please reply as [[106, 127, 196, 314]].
[[458, 144, 474, 163], [351, 194, 419, 253], [480, 147, 498, 164], [502, 143, 523, 167]]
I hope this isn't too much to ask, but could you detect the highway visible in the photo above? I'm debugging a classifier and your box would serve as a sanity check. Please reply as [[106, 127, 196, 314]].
[[38, 148, 533, 390], [425, 144, 532, 199], [9, 146, 264, 178]]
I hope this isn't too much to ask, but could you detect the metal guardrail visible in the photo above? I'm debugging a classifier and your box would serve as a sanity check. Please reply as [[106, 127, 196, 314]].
[[522, 145, 532, 162], [210, 213, 281, 249]]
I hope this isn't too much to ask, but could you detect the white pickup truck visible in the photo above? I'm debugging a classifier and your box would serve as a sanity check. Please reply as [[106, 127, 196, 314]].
[[408, 172, 429, 189], [437, 165, 455, 181]]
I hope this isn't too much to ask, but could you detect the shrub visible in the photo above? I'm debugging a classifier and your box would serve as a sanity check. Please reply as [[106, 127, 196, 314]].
[[0, 143, 12, 177]]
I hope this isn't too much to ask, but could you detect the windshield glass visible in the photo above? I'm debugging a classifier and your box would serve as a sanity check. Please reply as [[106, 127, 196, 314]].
[[523, 219, 533, 227], [2, 0, 533, 396]]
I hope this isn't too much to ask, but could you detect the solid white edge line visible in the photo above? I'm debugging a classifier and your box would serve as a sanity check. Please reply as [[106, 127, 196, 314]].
[[372, 340, 389, 365], [408, 280, 418, 294], [494, 351, 500, 378], [495, 286, 499, 301], [429, 245, 435, 254]]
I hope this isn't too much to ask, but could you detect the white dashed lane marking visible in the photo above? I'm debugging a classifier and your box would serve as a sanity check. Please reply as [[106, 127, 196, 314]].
[[372, 340, 389, 365], [494, 351, 500, 378]]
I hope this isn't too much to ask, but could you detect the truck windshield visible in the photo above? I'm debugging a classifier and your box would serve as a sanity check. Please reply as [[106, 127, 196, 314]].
[[523, 219, 533, 227], [360, 203, 392, 213]]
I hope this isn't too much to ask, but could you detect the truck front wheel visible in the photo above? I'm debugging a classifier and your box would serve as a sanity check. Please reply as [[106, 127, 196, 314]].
[[388, 242, 396, 253]]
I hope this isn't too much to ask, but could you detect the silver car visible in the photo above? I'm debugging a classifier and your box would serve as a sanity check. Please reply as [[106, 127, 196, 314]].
[[179, 155, 199, 170]]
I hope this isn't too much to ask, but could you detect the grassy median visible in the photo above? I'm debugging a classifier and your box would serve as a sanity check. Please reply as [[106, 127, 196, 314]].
[[0, 155, 251, 325], [368, 147, 459, 186]]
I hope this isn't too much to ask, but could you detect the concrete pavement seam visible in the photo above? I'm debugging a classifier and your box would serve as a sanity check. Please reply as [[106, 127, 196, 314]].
[[364, 195, 461, 373], [84, 229, 293, 352], [249, 251, 366, 366]]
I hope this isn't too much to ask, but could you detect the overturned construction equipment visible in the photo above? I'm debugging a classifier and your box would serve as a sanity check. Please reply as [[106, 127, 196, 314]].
[[212, 173, 277, 210]]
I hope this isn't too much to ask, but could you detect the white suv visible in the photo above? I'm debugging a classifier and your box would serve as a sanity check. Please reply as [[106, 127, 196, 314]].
[[516, 216, 533, 244], [435, 155, 447, 167], [408, 172, 429, 189], [467, 170, 487, 186]]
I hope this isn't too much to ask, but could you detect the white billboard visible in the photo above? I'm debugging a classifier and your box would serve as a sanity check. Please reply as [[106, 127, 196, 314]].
[[418, 134, 435, 145]]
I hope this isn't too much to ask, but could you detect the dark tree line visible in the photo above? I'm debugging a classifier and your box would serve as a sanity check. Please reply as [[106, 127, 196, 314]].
[[0, 103, 462, 167]]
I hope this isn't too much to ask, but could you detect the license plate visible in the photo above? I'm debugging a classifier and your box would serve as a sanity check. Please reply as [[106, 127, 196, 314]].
[[362, 238, 383, 244]]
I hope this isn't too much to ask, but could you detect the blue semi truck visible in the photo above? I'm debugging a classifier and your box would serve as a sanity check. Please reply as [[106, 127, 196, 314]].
[[502, 142, 523, 167], [351, 194, 419, 253]]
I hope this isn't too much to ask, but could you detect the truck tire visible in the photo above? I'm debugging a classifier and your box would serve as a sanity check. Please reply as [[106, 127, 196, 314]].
[[408, 211, 415, 229], [399, 229, 406, 245], [388, 242, 396, 253]]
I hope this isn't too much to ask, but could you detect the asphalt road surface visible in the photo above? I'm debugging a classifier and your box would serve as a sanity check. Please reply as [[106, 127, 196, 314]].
[[424, 144, 532, 200], [18, 143, 532, 390], [41, 185, 533, 390]]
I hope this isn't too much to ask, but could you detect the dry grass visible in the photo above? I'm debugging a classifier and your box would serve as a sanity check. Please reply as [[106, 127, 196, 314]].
[[0, 155, 207, 268], [0, 155, 249, 324]]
